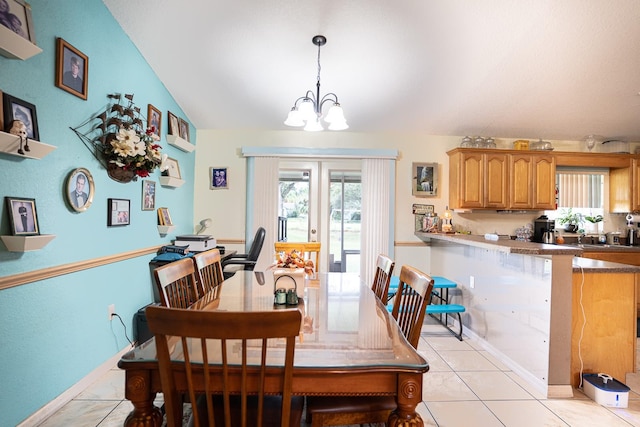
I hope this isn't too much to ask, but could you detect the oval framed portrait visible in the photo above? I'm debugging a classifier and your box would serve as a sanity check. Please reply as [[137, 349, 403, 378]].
[[66, 168, 95, 212]]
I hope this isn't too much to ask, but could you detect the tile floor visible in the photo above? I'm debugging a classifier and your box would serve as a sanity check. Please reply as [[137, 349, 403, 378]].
[[37, 318, 640, 426]]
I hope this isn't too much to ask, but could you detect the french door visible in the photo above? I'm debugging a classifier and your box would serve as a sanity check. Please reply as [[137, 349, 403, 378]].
[[279, 159, 361, 273]]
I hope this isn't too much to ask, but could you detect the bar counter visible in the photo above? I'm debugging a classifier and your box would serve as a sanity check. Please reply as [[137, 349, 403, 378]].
[[415, 232, 640, 396]]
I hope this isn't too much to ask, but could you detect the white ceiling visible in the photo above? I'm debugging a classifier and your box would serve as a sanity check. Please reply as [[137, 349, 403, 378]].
[[103, 0, 640, 142]]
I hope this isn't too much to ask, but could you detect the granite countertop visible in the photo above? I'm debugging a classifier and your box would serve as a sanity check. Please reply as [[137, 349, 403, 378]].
[[414, 232, 581, 255], [572, 257, 640, 273]]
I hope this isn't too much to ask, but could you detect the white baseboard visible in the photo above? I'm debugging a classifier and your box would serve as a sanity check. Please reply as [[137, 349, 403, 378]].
[[18, 347, 132, 427]]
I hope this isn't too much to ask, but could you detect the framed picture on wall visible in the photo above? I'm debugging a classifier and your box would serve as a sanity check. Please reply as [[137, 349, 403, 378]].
[[412, 162, 438, 197], [107, 198, 130, 226], [2, 92, 39, 140], [55, 38, 88, 100], [162, 157, 181, 179], [142, 180, 156, 211], [157, 207, 173, 226], [0, 0, 37, 44], [179, 118, 190, 142], [147, 104, 161, 137], [65, 168, 95, 212], [209, 167, 228, 189], [167, 111, 179, 136], [5, 196, 39, 235]]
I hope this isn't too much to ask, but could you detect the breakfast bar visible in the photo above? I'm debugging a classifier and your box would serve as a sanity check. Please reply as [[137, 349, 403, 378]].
[[415, 232, 640, 396]]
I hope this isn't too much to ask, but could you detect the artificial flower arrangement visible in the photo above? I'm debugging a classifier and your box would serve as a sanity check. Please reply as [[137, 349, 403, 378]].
[[105, 125, 164, 179], [275, 250, 315, 274]]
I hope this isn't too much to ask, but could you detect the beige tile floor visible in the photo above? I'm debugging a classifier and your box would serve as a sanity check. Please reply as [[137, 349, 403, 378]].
[[37, 318, 640, 426]]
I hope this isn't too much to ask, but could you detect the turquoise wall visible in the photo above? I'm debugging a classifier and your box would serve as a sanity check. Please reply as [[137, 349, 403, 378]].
[[0, 1, 195, 425]]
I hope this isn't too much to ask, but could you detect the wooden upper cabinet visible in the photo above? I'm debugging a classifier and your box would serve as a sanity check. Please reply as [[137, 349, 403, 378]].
[[610, 158, 640, 213], [508, 153, 556, 210], [448, 150, 508, 209]]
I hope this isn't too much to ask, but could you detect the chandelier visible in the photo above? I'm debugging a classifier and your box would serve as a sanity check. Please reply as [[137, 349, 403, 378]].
[[284, 35, 348, 131]]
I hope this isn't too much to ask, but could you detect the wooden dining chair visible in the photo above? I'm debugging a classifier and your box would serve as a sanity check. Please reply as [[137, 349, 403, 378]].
[[192, 248, 225, 295], [153, 257, 200, 308], [145, 305, 304, 427], [370, 254, 395, 302], [274, 241, 321, 271], [306, 264, 433, 427]]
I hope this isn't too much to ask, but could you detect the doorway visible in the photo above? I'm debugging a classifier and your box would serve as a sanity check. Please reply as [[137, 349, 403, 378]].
[[278, 159, 361, 273]]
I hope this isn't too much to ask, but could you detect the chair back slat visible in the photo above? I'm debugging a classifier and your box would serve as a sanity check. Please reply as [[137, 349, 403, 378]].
[[371, 254, 395, 302], [193, 249, 225, 295], [391, 265, 434, 348], [153, 257, 200, 308], [146, 306, 302, 427]]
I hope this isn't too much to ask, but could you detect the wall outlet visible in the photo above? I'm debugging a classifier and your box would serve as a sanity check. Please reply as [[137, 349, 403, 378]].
[[108, 304, 116, 320], [469, 275, 475, 289]]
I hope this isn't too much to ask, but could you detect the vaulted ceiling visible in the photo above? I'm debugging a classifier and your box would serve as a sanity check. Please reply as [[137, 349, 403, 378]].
[[103, 0, 640, 142]]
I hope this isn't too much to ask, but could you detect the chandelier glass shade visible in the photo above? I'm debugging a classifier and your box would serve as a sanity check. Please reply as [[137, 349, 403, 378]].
[[284, 35, 348, 131]]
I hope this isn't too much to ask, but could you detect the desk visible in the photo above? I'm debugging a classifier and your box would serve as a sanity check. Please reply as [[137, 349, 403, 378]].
[[118, 271, 429, 426]]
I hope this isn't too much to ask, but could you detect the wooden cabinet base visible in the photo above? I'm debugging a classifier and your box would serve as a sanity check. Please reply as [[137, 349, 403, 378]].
[[571, 271, 637, 387]]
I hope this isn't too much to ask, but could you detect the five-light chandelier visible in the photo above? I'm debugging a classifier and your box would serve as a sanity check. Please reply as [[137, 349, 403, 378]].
[[284, 35, 348, 131]]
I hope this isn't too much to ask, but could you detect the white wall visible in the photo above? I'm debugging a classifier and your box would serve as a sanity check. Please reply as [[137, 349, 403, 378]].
[[193, 131, 627, 272]]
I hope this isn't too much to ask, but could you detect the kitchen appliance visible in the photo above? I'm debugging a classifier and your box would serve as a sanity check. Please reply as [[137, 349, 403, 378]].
[[542, 231, 555, 244], [606, 231, 621, 245], [533, 215, 555, 243], [627, 227, 638, 246]]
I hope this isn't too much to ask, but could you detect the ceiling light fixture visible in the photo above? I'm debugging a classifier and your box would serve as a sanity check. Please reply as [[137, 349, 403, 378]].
[[284, 35, 348, 131]]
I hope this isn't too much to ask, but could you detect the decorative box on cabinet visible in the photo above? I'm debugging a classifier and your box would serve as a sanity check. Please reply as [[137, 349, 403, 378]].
[[0, 131, 56, 159], [159, 176, 185, 188], [166, 134, 195, 152], [0, 25, 42, 60], [1, 234, 56, 252]]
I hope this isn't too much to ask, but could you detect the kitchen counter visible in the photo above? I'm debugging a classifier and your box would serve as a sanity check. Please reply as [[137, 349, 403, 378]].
[[572, 256, 640, 273]]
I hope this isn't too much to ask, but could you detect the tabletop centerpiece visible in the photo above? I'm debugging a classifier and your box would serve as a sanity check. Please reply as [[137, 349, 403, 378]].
[[272, 249, 315, 300]]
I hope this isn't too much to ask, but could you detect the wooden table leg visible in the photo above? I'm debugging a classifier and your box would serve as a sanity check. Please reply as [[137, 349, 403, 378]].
[[388, 372, 424, 427], [123, 369, 163, 427]]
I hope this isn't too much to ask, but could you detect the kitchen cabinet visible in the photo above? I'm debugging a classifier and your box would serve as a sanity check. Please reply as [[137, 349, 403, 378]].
[[448, 150, 508, 209], [448, 148, 555, 210], [509, 153, 556, 210], [610, 157, 640, 213]]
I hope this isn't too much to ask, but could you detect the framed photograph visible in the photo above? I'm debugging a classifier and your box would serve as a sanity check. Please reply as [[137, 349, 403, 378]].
[[147, 104, 161, 137], [55, 37, 88, 100], [2, 92, 39, 140], [167, 111, 179, 136], [0, 0, 36, 44], [162, 157, 181, 179], [107, 198, 130, 226], [5, 196, 39, 235], [65, 168, 95, 212], [179, 118, 190, 142], [209, 167, 228, 190], [157, 207, 172, 226], [412, 162, 438, 197], [142, 180, 156, 211]]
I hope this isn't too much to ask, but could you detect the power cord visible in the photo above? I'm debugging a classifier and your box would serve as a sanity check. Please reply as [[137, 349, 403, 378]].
[[111, 313, 134, 347], [573, 262, 587, 389]]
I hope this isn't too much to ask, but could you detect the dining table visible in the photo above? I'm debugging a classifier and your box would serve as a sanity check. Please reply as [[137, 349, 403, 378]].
[[118, 269, 429, 427]]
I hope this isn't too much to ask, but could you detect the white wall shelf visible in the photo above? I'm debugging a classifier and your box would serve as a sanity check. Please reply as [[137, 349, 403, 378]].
[[0, 131, 56, 159], [166, 134, 195, 152], [0, 26, 42, 60], [157, 225, 175, 235], [1, 234, 56, 252], [159, 176, 185, 188]]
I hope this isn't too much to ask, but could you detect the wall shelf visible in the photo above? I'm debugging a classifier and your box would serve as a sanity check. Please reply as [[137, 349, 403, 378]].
[[166, 134, 195, 152], [1, 234, 56, 252], [0, 131, 56, 159], [159, 176, 185, 188], [157, 225, 175, 235], [0, 25, 42, 60]]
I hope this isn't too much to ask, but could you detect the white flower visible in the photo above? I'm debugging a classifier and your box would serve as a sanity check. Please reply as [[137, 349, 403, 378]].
[[116, 127, 140, 145]]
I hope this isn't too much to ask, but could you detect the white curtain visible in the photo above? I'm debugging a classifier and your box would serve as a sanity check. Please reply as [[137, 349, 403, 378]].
[[248, 156, 279, 269], [360, 158, 393, 286]]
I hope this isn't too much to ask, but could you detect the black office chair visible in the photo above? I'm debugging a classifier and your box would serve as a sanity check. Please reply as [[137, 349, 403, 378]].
[[221, 227, 266, 279]]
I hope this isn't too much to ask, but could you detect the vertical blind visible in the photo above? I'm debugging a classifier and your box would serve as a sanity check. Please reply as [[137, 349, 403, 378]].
[[556, 171, 604, 209]]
